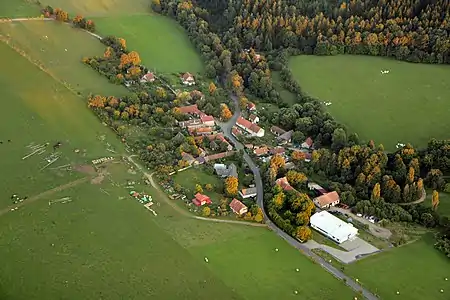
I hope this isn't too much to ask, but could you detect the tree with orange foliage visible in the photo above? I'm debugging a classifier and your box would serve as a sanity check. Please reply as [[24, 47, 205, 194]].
[[228, 71, 243, 95], [291, 150, 306, 162], [117, 38, 126, 50], [108, 96, 119, 108], [104, 47, 112, 58], [225, 176, 239, 196], [128, 51, 141, 66], [54, 9, 69, 22], [220, 104, 232, 120], [88, 95, 106, 108], [119, 53, 130, 69], [209, 82, 216, 95]]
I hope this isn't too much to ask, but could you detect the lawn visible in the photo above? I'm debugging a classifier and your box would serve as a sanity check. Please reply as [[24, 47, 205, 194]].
[[0, 0, 39, 18], [271, 71, 297, 106], [93, 15, 204, 73], [0, 42, 124, 209], [345, 234, 450, 300], [424, 190, 450, 218], [173, 167, 224, 204], [0, 21, 128, 97], [38, 0, 150, 16], [289, 55, 450, 150]]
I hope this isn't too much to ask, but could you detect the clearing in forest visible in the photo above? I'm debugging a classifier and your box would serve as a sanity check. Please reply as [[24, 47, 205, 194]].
[[289, 55, 450, 150]]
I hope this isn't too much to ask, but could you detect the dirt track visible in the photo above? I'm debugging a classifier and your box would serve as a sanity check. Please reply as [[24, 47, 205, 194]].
[[0, 177, 89, 216]]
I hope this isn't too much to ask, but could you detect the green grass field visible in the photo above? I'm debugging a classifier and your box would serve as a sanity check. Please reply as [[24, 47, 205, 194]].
[[39, 0, 150, 16], [424, 190, 450, 218], [0, 42, 124, 209], [290, 55, 450, 150], [173, 167, 224, 204], [346, 234, 450, 300], [93, 15, 204, 73], [0, 21, 128, 97], [0, 0, 38, 18]]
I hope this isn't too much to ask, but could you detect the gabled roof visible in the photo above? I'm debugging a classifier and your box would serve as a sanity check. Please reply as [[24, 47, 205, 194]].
[[237, 117, 262, 134], [179, 104, 201, 115], [249, 114, 258, 122], [204, 151, 235, 162], [230, 198, 248, 214], [247, 102, 256, 110], [277, 130, 293, 141], [254, 146, 269, 156], [142, 72, 155, 81], [271, 126, 286, 136], [240, 187, 257, 196], [304, 137, 313, 147], [200, 115, 215, 123], [275, 177, 294, 191], [270, 147, 285, 155], [182, 72, 194, 80], [192, 193, 212, 206], [314, 191, 339, 207]]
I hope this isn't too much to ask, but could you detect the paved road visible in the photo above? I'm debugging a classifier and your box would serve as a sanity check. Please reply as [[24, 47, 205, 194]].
[[218, 96, 378, 300]]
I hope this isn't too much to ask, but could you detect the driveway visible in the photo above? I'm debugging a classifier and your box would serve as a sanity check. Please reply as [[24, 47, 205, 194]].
[[305, 237, 380, 264], [218, 95, 378, 300], [328, 207, 392, 239]]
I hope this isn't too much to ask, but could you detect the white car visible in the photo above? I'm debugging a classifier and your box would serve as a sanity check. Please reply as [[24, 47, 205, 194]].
[[356, 213, 362, 217]]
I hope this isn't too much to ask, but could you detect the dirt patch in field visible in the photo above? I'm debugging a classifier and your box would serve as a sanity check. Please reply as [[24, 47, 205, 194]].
[[91, 175, 104, 185], [73, 165, 96, 175]]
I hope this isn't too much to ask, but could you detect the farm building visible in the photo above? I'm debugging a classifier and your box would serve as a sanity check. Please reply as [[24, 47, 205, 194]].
[[313, 191, 340, 209], [236, 117, 265, 137], [270, 126, 286, 136], [192, 193, 212, 206], [229, 198, 248, 215], [310, 211, 358, 244], [277, 130, 293, 145], [308, 182, 328, 195], [214, 163, 238, 178], [140, 72, 155, 83], [239, 187, 257, 199]]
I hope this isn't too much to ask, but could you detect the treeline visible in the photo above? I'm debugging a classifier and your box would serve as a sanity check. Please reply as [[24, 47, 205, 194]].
[[41, 6, 96, 32], [218, 0, 450, 64]]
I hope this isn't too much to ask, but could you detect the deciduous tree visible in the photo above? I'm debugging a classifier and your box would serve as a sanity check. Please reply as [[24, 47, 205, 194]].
[[195, 184, 203, 194], [202, 206, 211, 217], [225, 176, 238, 196], [296, 226, 312, 241], [432, 190, 440, 211]]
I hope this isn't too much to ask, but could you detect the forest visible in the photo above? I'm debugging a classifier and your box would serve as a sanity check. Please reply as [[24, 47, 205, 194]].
[[153, 0, 450, 253]]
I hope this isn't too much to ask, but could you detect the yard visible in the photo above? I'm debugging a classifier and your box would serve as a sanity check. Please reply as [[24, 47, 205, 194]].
[[289, 55, 450, 150], [92, 14, 204, 73], [0, 21, 128, 97], [0, 0, 37, 18], [172, 167, 224, 204], [37, 0, 150, 16], [345, 234, 450, 300]]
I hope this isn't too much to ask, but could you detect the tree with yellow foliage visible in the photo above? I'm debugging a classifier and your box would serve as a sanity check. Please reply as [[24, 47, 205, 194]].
[[225, 176, 238, 196], [239, 97, 249, 110], [209, 82, 217, 95], [195, 184, 203, 194], [371, 183, 381, 201], [117, 38, 126, 50], [156, 87, 167, 100], [127, 66, 141, 77], [432, 190, 439, 211], [291, 150, 306, 162], [286, 170, 307, 186], [205, 184, 213, 191], [202, 206, 211, 217], [272, 192, 285, 209], [270, 154, 285, 170], [296, 226, 312, 241]]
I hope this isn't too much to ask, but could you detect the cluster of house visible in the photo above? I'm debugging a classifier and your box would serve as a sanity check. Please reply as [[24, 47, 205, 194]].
[[191, 193, 249, 216], [232, 102, 265, 137]]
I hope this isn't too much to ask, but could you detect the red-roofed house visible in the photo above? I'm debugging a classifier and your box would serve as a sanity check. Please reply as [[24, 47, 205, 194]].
[[229, 198, 248, 215], [275, 177, 294, 191], [301, 137, 314, 149], [253, 146, 269, 157], [200, 114, 215, 127], [181, 72, 195, 85], [236, 117, 265, 137], [247, 102, 256, 111], [140, 72, 155, 83], [232, 127, 241, 137], [204, 151, 235, 162], [192, 193, 212, 206], [270, 147, 286, 155], [179, 104, 201, 116]]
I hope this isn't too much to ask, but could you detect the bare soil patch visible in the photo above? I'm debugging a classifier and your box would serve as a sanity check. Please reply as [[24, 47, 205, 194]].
[[74, 164, 96, 175]]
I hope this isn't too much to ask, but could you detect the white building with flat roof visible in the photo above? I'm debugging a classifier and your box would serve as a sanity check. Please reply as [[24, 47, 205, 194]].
[[310, 211, 358, 244]]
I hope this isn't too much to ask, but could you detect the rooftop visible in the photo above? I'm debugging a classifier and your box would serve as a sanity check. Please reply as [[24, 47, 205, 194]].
[[230, 198, 248, 213], [314, 191, 339, 207], [310, 211, 358, 242]]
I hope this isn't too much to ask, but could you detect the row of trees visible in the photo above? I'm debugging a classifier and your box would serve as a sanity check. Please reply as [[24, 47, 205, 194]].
[[41, 6, 96, 32]]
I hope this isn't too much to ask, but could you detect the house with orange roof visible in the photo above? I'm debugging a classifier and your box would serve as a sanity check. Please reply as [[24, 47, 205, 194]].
[[140, 72, 155, 83], [229, 198, 248, 215], [275, 177, 294, 191], [313, 191, 340, 209], [236, 117, 264, 137], [239, 187, 257, 199]]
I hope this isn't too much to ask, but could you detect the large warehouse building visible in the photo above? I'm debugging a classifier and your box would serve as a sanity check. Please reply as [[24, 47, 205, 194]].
[[310, 211, 358, 244]]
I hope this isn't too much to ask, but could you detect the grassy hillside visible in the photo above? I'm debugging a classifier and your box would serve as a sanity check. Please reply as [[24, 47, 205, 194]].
[[93, 15, 204, 73], [290, 55, 450, 150], [0, 21, 128, 97]]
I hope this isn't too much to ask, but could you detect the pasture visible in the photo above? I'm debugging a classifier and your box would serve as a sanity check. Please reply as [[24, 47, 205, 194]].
[[0, 21, 128, 97], [289, 55, 450, 150], [0, 42, 123, 209], [345, 235, 450, 300], [93, 15, 204, 73], [0, 0, 38, 18]]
